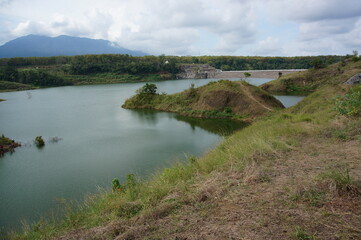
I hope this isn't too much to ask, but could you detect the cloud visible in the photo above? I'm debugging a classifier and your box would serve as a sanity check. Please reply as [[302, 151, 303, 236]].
[[0, 0, 13, 7], [5, 0, 259, 55], [1, 0, 360, 56], [269, 0, 361, 22], [253, 37, 283, 56]]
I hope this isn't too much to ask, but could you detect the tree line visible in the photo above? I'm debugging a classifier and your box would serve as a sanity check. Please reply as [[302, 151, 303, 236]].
[[0, 66, 70, 87], [0, 54, 348, 87], [0, 54, 347, 71]]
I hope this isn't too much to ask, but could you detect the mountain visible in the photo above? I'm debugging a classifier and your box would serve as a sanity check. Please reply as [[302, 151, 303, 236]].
[[0, 35, 147, 58]]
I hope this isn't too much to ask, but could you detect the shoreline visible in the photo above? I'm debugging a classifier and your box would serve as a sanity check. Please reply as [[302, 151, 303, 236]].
[[215, 69, 307, 79]]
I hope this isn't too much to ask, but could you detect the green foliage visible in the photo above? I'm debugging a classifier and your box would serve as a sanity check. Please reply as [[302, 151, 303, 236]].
[[334, 86, 361, 116], [291, 226, 317, 240], [34, 136, 45, 148], [0, 66, 70, 88], [112, 178, 122, 193], [0, 66, 19, 82], [117, 202, 143, 218], [125, 174, 139, 201], [291, 187, 326, 207], [0, 55, 346, 71], [0, 80, 34, 92], [136, 83, 158, 94], [243, 72, 251, 78], [221, 64, 231, 71], [310, 58, 325, 69], [320, 167, 357, 194]]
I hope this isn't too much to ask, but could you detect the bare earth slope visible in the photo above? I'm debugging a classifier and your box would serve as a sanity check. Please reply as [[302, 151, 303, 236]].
[[122, 80, 284, 120]]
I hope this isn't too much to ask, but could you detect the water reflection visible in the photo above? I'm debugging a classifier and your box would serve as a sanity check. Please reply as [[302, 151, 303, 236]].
[[175, 115, 248, 136], [127, 109, 160, 125], [129, 109, 248, 136]]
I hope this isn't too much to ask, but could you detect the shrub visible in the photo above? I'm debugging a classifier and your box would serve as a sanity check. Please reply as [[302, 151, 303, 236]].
[[243, 72, 251, 78], [291, 226, 316, 240], [136, 83, 158, 95], [112, 178, 122, 193], [34, 136, 45, 148], [334, 86, 361, 116]]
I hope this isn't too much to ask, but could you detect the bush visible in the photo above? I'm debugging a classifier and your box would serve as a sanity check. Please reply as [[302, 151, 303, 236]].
[[334, 86, 361, 116], [34, 136, 45, 148], [112, 178, 122, 193], [136, 83, 158, 95]]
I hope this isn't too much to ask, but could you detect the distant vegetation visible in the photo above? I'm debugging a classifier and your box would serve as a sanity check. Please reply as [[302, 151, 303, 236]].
[[0, 54, 348, 91], [0, 135, 21, 156], [261, 58, 361, 93]]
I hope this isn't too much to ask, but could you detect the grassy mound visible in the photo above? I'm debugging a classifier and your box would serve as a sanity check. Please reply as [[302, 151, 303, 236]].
[[260, 59, 361, 93], [0, 81, 35, 92], [123, 80, 284, 120]]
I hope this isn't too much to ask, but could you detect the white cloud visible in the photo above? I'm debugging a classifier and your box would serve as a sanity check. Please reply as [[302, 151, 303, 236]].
[[269, 0, 361, 22], [0, 0, 360, 56], [253, 37, 283, 56]]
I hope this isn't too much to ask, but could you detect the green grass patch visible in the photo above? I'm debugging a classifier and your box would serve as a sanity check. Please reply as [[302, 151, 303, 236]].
[[0, 81, 35, 92], [291, 226, 317, 240]]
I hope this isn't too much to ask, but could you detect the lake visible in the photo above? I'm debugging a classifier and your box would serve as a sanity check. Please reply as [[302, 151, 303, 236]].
[[0, 78, 304, 231]]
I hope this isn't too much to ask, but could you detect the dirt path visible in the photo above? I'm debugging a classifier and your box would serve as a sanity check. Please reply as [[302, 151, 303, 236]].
[[242, 84, 274, 112]]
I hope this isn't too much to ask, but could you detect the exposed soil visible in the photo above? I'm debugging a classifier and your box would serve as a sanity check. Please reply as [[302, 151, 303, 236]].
[[57, 119, 361, 240]]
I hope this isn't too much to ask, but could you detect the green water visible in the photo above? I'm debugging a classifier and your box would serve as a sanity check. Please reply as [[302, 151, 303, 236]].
[[0, 78, 302, 231]]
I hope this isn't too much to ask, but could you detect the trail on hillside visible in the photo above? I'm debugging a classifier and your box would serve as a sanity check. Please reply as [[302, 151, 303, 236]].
[[242, 84, 274, 111]]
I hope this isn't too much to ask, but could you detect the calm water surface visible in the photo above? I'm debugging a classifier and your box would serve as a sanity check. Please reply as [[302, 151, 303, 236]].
[[0, 78, 303, 231]]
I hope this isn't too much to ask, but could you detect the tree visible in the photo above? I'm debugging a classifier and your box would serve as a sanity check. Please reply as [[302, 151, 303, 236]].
[[136, 83, 158, 94], [311, 58, 324, 69]]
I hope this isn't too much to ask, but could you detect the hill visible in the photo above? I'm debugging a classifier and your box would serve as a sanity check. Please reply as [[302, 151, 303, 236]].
[[0, 35, 147, 58], [122, 80, 284, 120], [260, 59, 361, 93]]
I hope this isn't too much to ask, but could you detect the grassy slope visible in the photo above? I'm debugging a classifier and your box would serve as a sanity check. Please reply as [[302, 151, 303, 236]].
[[8, 62, 361, 240], [60, 73, 173, 86], [123, 80, 284, 120], [0, 81, 35, 92], [260, 59, 361, 93]]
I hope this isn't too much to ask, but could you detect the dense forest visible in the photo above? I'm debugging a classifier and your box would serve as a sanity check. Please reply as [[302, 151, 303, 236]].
[[0, 54, 349, 89]]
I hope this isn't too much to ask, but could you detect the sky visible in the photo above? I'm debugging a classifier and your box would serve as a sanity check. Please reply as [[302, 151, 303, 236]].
[[0, 0, 360, 56]]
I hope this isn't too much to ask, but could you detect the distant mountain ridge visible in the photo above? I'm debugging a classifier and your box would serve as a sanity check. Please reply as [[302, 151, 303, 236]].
[[0, 35, 147, 58]]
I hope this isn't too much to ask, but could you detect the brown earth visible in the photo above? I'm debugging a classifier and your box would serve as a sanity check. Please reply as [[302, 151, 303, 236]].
[[57, 118, 361, 240]]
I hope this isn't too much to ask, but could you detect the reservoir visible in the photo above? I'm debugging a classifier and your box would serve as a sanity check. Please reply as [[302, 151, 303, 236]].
[[0, 78, 304, 231]]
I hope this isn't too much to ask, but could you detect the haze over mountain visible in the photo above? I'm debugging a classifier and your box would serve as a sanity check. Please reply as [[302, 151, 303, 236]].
[[0, 35, 147, 58]]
